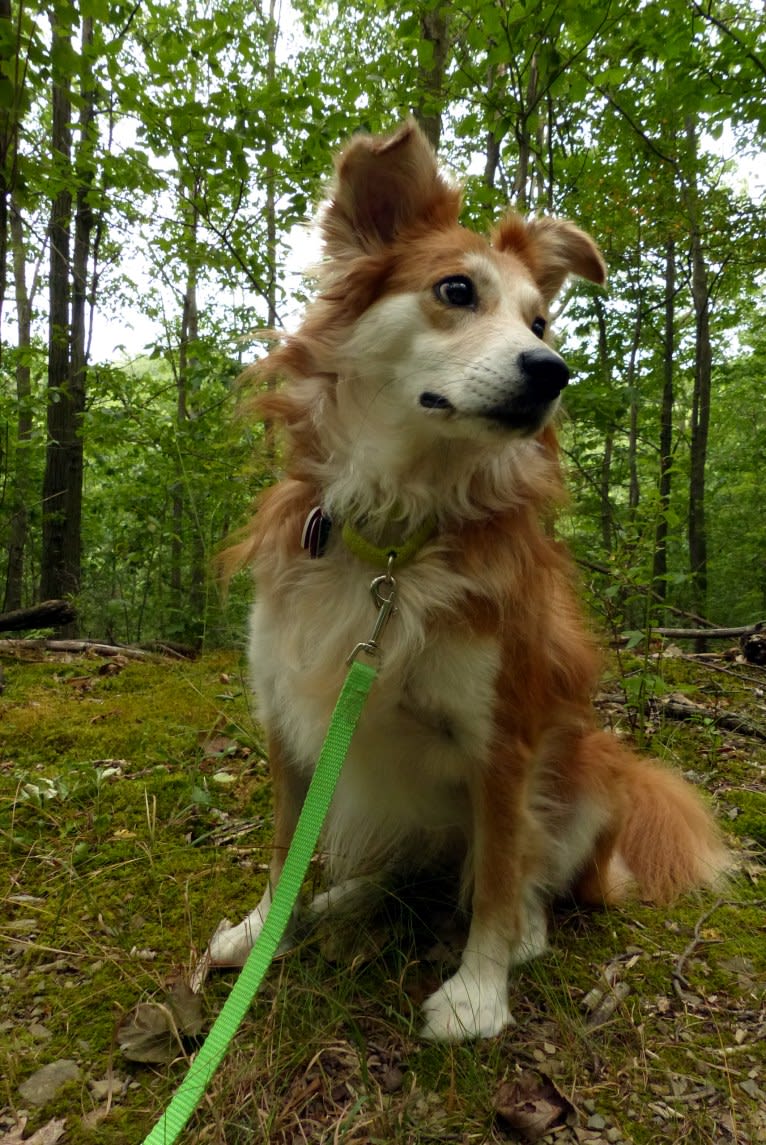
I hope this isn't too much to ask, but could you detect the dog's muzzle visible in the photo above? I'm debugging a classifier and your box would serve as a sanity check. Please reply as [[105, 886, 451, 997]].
[[484, 347, 569, 432]]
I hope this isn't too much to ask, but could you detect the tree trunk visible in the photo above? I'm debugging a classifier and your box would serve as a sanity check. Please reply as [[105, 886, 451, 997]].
[[0, 0, 13, 350], [652, 238, 676, 608], [684, 117, 712, 631], [40, 6, 76, 605], [513, 52, 539, 212], [262, 0, 279, 467], [4, 198, 36, 610], [594, 297, 614, 553], [40, 13, 96, 631], [414, 4, 450, 151]]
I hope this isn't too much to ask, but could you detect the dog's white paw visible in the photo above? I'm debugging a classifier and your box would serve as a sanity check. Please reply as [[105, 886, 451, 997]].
[[207, 911, 263, 967], [420, 968, 514, 1042]]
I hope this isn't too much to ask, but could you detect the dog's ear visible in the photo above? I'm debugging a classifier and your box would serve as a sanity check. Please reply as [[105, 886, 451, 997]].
[[493, 213, 606, 302], [322, 120, 461, 258]]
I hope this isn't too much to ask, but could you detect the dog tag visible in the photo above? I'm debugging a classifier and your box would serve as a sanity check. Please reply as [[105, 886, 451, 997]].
[[301, 507, 332, 559]]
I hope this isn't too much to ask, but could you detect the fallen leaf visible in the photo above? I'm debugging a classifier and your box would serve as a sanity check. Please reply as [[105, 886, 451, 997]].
[[0, 1118, 66, 1145], [494, 1070, 577, 1142], [118, 981, 204, 1064]]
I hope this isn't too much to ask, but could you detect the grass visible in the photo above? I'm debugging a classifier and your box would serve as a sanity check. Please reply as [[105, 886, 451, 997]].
[[0, 643, 764, 1144]]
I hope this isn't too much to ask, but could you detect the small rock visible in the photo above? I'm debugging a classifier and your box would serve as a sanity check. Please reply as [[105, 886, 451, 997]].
[[88, 1076, 127, 1101], [606, 1129, 622, 1143], [587, 1114, 607, 1130], [18, 1060, 81, 1106], [28, 1023, 53, 1040]]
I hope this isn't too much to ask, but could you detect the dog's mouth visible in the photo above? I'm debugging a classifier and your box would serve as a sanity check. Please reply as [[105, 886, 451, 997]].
[[419, 350, 569, 435], [419, 389, 557, 435], [419, 391, 455, 413]]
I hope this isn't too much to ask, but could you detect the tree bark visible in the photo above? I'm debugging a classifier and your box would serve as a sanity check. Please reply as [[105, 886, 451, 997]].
[[262, 0, 279, 467], [4, 197, 36, 611], [684, 117, 712, 633], [40, 6, 76, 606], [0, 0, 13, 349], [652, 238, 676, 607], [593, 297, 614, 553], [414, 4, 450, 151], [0, 599, 76, 632]]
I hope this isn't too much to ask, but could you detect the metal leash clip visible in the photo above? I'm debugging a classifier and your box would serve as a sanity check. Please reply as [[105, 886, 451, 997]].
[[347, 554, 398, 665]]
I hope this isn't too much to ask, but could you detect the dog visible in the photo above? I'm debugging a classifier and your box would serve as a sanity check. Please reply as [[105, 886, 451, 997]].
[[208, 121, 728, 1042]]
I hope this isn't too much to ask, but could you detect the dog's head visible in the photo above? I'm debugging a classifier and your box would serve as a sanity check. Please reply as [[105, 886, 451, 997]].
[[308, 121, 605, 445]]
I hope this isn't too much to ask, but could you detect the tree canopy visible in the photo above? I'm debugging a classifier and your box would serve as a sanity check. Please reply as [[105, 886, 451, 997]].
[[1, 0, 764, 643]]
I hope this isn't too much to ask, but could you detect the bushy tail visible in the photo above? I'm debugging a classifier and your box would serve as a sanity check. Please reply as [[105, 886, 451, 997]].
[[574, 731, 730, 905]]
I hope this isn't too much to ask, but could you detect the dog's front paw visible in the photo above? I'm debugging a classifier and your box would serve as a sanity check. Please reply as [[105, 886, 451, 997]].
[[206, 902, 273, 967], [420, 969, 514, 1042], [207, 915, 260, 967]]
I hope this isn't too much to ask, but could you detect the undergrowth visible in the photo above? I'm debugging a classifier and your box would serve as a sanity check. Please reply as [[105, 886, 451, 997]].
[[0, 646, 764, 1144]]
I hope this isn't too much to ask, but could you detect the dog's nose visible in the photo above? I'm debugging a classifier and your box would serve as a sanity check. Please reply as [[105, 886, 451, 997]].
[[519, 348, 570, 400]]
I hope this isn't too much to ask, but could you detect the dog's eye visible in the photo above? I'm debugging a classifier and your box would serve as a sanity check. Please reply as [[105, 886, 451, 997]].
[[434, 275, 476, 308], [531, 316, 547, 339]]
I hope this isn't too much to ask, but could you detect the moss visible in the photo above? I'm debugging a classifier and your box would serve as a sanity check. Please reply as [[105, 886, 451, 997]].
[[1, 648, 764, 1143]]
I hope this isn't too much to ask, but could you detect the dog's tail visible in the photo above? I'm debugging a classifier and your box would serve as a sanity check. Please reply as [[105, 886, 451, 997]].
[[573, 731, 730, 905]]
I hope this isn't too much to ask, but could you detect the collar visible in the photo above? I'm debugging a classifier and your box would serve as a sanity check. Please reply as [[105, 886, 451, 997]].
[[301, 506, 437, 568]]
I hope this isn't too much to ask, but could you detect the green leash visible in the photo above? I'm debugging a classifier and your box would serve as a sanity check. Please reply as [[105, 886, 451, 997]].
[[141, 657, 378, 1145]]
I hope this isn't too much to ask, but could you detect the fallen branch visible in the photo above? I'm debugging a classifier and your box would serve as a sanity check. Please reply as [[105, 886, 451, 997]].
[[597, 692, 766, 741], [657, 697, 766, 741], [0, 638, 158, 661], [614, 621, 765, 645], [673, 899, 723, 999], [0, 600, 76, 632], [653, 622, 764, 640]]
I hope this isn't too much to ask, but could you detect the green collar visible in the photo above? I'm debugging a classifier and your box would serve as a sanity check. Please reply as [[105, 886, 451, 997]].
[[340, 514, 438, 568]]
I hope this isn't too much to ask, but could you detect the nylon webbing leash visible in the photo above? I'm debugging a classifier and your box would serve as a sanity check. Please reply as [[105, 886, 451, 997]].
[[142, 563, 399, 1145]]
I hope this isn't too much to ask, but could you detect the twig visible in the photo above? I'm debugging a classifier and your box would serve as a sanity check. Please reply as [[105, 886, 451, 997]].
[[676, 655, 766, 687], [672, 899, 723, 997]]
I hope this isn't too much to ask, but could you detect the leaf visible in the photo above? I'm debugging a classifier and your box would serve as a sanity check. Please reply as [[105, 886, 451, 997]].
[[493, 1070, 577, 1142], [118, 981, 204, 1064], [0, 1118, 66, 1145]]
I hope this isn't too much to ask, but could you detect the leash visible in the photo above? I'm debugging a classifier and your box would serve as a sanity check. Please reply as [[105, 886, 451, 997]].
[[141, 565, 398, 1145]]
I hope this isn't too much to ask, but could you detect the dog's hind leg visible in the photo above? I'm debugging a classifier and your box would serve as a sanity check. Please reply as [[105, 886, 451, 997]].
[[207, 734, 308, 967]]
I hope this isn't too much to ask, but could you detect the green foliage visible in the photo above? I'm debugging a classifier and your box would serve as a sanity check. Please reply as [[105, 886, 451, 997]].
[[0, 0, 765, 640]]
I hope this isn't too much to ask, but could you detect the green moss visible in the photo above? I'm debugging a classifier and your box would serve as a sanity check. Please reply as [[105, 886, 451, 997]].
[[1, 648, 764, 1143]]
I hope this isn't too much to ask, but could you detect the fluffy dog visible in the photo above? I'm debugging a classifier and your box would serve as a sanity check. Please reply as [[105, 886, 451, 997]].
[[209, 121, 727, 1041]]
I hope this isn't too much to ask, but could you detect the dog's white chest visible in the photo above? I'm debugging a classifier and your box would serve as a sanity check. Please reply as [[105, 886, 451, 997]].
[[249, 557, 500, 825]]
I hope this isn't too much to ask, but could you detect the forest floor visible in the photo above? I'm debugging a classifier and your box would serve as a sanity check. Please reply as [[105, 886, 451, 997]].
[[0, 640, 764, 1145]]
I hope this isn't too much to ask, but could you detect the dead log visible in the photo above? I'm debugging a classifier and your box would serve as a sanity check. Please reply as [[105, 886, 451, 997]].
[[656, 697, 766, 741], [597, 692, 766, 742], [0, 599, 76, 632], [0, 638, 157, 660], [654, 621, 764, 640]]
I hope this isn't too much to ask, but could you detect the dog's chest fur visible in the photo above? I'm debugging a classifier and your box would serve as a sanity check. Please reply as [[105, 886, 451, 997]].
[[250, 544, 501, 868]]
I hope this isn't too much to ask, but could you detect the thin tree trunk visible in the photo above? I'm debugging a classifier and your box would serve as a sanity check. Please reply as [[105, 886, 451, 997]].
[[4, 198, 35, 610], [652, 238, 676, 608], [262, 0, 279, 467], [594, 297, 614, 553], [513, 52, 539, 211], [414, 4, 450, 151], [40, 7, 75, 605], [684, 117, 712, 632], [0, 0, 13, 350]]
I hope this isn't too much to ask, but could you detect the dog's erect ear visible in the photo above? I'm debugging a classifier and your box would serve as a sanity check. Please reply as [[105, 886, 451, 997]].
[[493, 213, 606, 302], [322, 120, 462, 258]]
